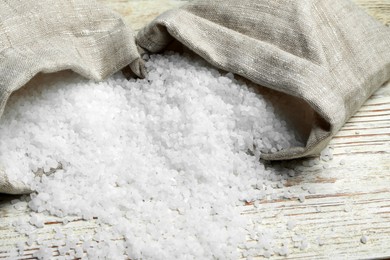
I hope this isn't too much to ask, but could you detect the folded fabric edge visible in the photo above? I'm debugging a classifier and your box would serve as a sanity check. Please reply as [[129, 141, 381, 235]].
[[0, 37, 141, 195], [136, 11, 339, 161], [0, 53, 142, 194], [0, 55, 140, 118], [0, 168, 32, 195], [261, 121, 333, 161]]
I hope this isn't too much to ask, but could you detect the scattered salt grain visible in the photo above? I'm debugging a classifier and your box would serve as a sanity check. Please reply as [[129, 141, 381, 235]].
[[16, 242, 25, 256], [26, 238, 34, 247], [58, 246, 68, 256], [263, 250, 272, 258], [36, 237, 44, 245], [360, 235, 368, 244], [302, 160, 314, 167], [344, 206, 352, 212], [75, 247, 84, 258], [298, 194, 306, 203], [0, 53, 303, 259], [283, 191, 292, 199], [300, 239, 309, 250], [316, 237, 324, 246], [287, 169, 295, 177], [29, 214, 44, 228], [287, 220, 297, 230], [11, 199, 20, 205], [33, 246, 53, 260], [54, 229, 64, 240], [13, 202, 26, 211], [278, 244, 289, 256], [320, 147, 333, 162]]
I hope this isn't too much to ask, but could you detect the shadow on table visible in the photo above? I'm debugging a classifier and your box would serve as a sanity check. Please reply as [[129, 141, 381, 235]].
[[0, 193, 23, 209]]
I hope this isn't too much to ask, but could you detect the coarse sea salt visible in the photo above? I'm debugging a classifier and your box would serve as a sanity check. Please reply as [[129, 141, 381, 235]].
[[0, 53, 305, 259]]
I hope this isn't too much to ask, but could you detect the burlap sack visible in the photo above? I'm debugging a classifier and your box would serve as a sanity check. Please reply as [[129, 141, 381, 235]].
[[136, 0, 390, 160], [0, 0, 141, 194]]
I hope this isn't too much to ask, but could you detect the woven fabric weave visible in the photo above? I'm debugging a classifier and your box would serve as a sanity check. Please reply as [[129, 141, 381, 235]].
[[0, 0, 140, 194], [137, 0, 390, 160]]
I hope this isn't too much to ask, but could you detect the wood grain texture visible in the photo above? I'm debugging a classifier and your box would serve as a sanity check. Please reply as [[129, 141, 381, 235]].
[[1, 0, 389, 259]]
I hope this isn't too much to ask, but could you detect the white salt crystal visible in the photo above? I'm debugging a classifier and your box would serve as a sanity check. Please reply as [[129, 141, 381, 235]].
[[29, 214, 44, 228], [26, 238, 34, 247], [360, 235, 368, 244], [38, 192, 50, 201], [287, 169, 295, 177], [302, 161, 311, 167], [75, 247, 84, 258], [279, 245, 289, 256], [12, 220, 20, 227], [58, 247, 68, 256], [300, 240, 309, 250], [263, 250, 271, 258], [13, 202, 26, 210], [43, 165, 51, 173], [11, 199, 20, 205], [316, 237, 324, 246], [36, 237, 44, 245], [287, 220, 297, 230], [55, 229, 64, 240], [298, 194, 306, 203], [0, 53, 302, 259], [16, 242, 25, 256], [283, 191, 292, 199], [33, 246, 53, 260]]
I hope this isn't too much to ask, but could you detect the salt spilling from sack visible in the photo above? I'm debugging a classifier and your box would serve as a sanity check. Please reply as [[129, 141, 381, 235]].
[[1, 53, 306, 259]]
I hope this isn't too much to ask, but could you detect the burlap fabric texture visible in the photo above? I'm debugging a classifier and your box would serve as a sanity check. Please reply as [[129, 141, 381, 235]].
[[0, 0, 141, 194], [137, 0, 390, 160]]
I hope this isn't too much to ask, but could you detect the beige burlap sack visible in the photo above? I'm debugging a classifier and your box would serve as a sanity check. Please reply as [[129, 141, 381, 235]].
[[137, 0, 390, 160], [0, 0, 141, 194]]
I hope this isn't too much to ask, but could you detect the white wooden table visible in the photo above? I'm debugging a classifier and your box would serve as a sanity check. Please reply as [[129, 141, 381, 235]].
[[0, 0, 389, 259]]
